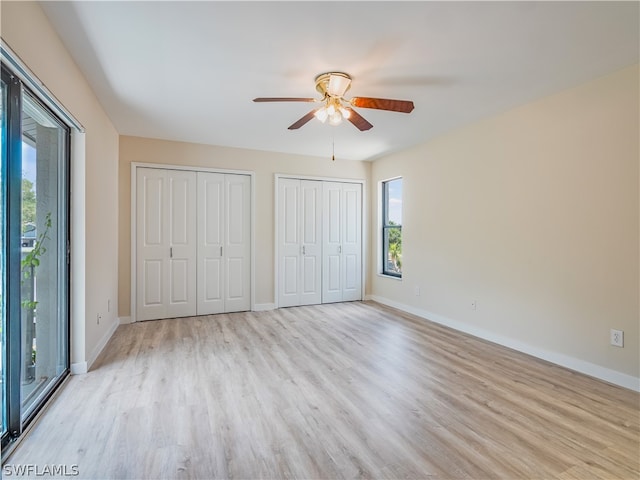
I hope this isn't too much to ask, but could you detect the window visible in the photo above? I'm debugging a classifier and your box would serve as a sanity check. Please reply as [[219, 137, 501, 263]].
[[1, 63, 70, 453], [382, 178, 402, 277]]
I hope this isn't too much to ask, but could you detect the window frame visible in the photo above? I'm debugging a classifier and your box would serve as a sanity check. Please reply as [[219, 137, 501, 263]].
[[1, 62, 71, 454], [381, 177, 402, 278]]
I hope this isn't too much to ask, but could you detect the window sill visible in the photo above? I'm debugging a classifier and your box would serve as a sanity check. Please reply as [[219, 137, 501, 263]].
[[377, 273, 402, 281]]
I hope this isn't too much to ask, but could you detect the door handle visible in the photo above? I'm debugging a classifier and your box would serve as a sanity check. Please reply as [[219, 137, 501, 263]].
[[220, 246, 223, 257], [338, 245, 342, 254], [170, 247, 173, 258], [302, 245, 306, 255]]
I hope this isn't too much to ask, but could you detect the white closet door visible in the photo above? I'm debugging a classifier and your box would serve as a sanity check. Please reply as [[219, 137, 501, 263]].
[[166, 170, 197, 318], [341, 183, 362, 301], [299, 181, 322, 305], [224, 174, 251, 312], [322, 182, 343, 303], [137, 168, 197, 321], [197, 172, 225, 315], [137, 168, 169, 321], [322, 182, 362, 303], [278, 178, 301, 307]]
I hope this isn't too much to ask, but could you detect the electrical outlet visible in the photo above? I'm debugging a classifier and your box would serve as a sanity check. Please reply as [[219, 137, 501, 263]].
[[414, 285, 421, 297], [610, 329, 624, 347], [471, 300, 477, 311]]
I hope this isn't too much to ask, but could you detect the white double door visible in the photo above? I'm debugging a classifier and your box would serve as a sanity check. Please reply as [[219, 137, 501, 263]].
[[322, 181, 362, 303], [136, 168, 250, 321], [278, 178, 361, 307], [279, 179, 323, 307]]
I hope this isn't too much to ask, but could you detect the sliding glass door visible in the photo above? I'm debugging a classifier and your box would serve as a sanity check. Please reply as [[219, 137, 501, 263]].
[[1, 63, 70, 452], [1, 66, 8, 440]]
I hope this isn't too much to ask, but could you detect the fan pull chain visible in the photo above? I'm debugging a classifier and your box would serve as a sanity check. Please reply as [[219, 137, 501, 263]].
[[332, 136, 335, 161]]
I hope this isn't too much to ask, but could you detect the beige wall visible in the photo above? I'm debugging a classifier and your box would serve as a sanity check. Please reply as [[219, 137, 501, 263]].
[[5, 2, 636, 388], [370, 65, 639, 383], [119, 137, 370, 317], [2, 2, 120, 368]]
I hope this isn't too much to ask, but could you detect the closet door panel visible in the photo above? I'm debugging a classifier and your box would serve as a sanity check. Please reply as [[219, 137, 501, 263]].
[[322, 182, 343, 303], [169, 259, 190, 303], [278, 178, 301, 307], [227, 258, 245, 300], [142, 259, 163, 309], [341, 183, 362, 301], [137, 168, 169, 321], [166, 170, 197, 318], [300, 180, 322, 305], [197, 172, 225, 315], [225, 174, 251, 312]]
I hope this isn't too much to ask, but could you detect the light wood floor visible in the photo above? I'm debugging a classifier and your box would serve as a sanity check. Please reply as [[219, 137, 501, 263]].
[[6, 301, 639, 479]]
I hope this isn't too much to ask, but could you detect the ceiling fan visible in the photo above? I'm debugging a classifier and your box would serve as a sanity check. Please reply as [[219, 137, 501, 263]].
[[253, 72, 414, 131]]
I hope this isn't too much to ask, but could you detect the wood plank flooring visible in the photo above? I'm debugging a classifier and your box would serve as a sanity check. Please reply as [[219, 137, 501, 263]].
[[5, 301, 639, 479]]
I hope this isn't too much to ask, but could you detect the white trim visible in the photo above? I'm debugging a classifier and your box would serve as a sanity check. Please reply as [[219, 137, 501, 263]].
[[87, 317, 119, 370], [130, 163, 136, 322], [118, 316, 132, 325], [361, 180, 368, 303], [274, 174, 366, 309], [130, 162, 256, 322], [251, 171, 256, 313], [131, 162, 252, 176], [375, 178, 383, 276], [70, 131, 86, 371], [274, 176, 279, 308], [368, 295, 640, 393], [377, 273, 402, 281], [70, 362, 87, 375], [275, 173, 367, 184], [1, 40, 84, 132], [253, 303, 276, 312]]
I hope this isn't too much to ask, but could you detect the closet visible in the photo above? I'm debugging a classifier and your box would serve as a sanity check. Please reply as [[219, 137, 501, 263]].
[[278, 179, 323, 307], [277, 177, 362, 307], [197, 172, 251, 315], [322, 181, 362, 303], [135, 167, 251, 321]]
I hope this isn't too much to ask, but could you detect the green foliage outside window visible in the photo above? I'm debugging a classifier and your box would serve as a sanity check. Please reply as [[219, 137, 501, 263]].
[[387, 222, 402, 272]]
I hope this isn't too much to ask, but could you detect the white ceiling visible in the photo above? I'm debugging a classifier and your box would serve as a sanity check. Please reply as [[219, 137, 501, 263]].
[[41, 1, 639, 161]]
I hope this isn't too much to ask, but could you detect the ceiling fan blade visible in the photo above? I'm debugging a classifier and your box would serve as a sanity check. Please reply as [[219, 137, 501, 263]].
[[345, 108, 373, 131], [350, 97, 415, 113], [288, 109, 319, 130], [253, 97, 316, 103]]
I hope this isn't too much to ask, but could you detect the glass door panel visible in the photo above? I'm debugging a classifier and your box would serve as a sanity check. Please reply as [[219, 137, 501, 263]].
[[1, 74, 7, 437], [20, 91, 68, 421], [1, 61, 69, 455]]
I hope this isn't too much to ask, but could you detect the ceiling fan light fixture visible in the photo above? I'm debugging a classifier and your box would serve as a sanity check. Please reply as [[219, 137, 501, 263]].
[[338, 106, 351, 119], [328, 112, 343, 126], [314, 107, 329, 123], [327, 73, 352, 97]]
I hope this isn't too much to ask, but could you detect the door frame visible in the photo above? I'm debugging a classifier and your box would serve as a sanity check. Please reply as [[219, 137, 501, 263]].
[[274, 174, 366, 309], [131, 162, 255, 322]]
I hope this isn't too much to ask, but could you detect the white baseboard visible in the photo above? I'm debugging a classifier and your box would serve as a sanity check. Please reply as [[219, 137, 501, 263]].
[[254, 303, 276, 312], [119, 316, 132, 325], [87, 317, 120, 371], [70, 361, 87, 375], [368, 295, 640, 392]]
